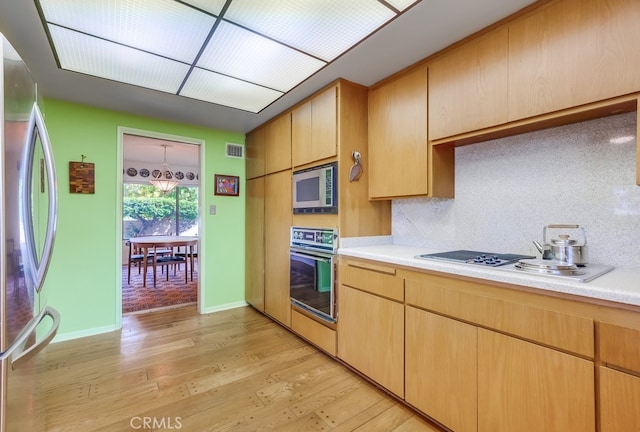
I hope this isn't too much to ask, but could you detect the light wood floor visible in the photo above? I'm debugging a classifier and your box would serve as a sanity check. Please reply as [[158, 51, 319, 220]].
[[41, 305, 441, 431]]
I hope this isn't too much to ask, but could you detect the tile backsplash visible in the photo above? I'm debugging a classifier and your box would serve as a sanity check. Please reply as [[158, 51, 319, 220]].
[[392, 112, 640, 269]]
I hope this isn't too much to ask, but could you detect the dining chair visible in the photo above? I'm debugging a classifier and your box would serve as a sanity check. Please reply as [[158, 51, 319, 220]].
[[126, 240, 152, 284], [151, 244, 187, 288]]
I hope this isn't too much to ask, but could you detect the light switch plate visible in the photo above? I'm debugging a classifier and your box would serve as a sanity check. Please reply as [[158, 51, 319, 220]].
[[209, 205, 216, 215]]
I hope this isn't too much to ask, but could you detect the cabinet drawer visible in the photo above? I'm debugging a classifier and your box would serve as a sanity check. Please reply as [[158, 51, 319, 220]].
[[339, 260, 403, 302], [599, 322, 640, 373], [291, 309, 336, 356], [405, 274, 594, 357]]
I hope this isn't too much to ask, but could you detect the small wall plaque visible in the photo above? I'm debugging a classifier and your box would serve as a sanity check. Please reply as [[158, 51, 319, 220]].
[[69, 160, 95, 194]]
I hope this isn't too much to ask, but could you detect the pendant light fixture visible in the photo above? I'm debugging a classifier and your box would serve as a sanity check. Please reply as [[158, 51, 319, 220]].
[[150, 144, 179, 193]]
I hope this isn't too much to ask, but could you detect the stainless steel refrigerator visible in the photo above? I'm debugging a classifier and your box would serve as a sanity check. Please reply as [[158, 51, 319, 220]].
[[0, 33, 61, 431]]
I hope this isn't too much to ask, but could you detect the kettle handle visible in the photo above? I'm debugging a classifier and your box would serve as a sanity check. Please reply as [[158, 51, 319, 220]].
[[543, 224, 587, 245]]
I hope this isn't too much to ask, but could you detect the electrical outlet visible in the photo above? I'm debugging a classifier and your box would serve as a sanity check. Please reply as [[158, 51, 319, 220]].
[[209, 205, 216, 215]]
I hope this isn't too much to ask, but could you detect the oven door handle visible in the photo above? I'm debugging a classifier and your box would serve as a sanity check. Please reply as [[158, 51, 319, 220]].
[[290, 250, 333, 263]]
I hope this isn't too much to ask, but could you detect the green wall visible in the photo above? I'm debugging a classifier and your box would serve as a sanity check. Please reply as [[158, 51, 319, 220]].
[[43, 99, 246, 341]]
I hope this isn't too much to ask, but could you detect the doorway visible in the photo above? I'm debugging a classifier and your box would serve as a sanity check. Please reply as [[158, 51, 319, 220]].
[[118, 128, 203, 315]]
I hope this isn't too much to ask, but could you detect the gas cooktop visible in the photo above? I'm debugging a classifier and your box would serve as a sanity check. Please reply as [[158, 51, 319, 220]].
[[416, 249, 536, 267]]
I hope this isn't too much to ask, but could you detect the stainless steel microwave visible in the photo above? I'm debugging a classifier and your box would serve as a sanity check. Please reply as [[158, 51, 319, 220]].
[[292, 162, 337, 214]]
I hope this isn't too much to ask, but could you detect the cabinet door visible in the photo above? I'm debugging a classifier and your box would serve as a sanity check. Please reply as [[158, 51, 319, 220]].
[[265, 113, 291, 174], [478, 329, 595, 432], [264, 171, 291, 327], [246, 127, 265, 179], [368, 65, 428, 199], [291, 100, 312, 167], [337, 285, 404, 397], [508, 0, 640, 121], [599, 366, 640, 432], [245, 177, 264, 310], [428, 27, 508, 140], [310, 86, 337, 163], [291, 86, 337, 167], [405, 307, 477, 432]]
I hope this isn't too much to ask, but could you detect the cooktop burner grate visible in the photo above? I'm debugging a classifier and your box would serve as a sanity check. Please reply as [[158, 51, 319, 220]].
[[416, 249, 535, 267]]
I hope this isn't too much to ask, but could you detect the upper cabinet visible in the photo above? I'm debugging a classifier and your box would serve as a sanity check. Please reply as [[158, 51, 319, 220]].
[[426, 0, 640, 145], [245, 126, 265, 179], [429, 27, 509, 141], [292, 86, 337, 167], [508, 0, 640, 121], [369, 65, 454, 199], [265, 113, 292, 174]]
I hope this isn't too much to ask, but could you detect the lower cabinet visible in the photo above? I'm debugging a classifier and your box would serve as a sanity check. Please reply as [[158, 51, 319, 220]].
[[599, 367, 640, 432], [405, 307, 595, 432], [477, 329, 595, 432], [337, 284, 404, 397], [598, 322, 640, 432], [405, 306, 477, 432], [335, 257, 640, 432]]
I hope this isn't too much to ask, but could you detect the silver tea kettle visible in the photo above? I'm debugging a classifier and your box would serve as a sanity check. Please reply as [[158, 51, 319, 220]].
[[533, 224, 589, 266]]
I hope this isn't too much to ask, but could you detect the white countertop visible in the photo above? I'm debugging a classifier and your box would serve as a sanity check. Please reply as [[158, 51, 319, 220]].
[[338, 236, 640, 307]]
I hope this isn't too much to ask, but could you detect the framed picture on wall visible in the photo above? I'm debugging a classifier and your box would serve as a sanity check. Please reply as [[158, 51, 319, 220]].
[[214, 174, 239, 196]]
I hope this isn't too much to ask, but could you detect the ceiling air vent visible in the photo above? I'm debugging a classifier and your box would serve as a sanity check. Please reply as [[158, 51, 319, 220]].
[[225, 143, 244, 159]]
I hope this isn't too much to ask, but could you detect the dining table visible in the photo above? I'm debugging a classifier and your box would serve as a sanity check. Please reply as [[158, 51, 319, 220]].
[[129, 236, 198, 288]]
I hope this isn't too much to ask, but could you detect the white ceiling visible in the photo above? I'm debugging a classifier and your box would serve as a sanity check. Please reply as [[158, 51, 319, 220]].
[[0, 0, 538, 134], [123, 134, 200, 167]]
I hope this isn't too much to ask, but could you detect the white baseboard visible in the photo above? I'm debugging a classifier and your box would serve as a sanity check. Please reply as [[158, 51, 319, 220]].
[[200, 301, 248, 314], [52, 324, 120, 343]]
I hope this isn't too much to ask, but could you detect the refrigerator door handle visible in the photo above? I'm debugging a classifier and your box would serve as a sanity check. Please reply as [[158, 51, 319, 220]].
[[21, 102, 58, 293], [0, 306, 60, 369]]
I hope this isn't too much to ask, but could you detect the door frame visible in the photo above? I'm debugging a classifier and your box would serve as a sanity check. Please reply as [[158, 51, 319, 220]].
[[115, 126, 204, 327]]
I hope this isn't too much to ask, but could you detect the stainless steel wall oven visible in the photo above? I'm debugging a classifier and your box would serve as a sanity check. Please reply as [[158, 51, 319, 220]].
[[289, 227, 337, 323]]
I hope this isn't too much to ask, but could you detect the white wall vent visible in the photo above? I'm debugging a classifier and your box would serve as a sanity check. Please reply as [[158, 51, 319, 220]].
[[225, 143, 244, 159]]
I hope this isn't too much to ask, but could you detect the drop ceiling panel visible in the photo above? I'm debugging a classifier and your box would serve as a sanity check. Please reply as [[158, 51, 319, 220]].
[[386, 0, 421, 12], [180, 68, 283, 112], [39, 0, 216, 63], [49, 25, 190, 93], [222, 0, 397, 61], [196, 21, 326, 92], [34, 0, 421, 113], [183, 0, 227, 16]]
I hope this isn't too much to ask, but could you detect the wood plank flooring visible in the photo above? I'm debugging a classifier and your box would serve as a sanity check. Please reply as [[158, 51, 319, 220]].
[[41, 305, 441, 431]]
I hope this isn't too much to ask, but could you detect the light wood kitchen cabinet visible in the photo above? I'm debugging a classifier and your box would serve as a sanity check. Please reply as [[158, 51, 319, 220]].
[[405, 306, 477, 432], [368, 64, 454, 199], [291, 85, 337, 167], [245, 126, 265, 179], [264, 170, 291, 327], [599, 367, 640, 432], [598, 322, 640, 431], [478, 329, 595, 432], [245, 177, 264, 310], [508, 0, 640, 122], [265, 113, 291, 174], [429, 27, 508, 140], [337, 259, 404, 397], [368, 65, 427, 198]]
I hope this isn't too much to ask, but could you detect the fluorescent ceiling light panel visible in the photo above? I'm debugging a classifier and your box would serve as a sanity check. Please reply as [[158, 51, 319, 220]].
[[49, 25, 190, 93], [39, 0, 215, 63], [37, 0, 420, 112], [183, 0, 227, 16], [386, 0, 421, 12], [180, 68, 284, 112], [222, 0, 396, 61], [197, 21, 326, 92]]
